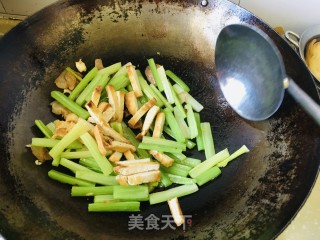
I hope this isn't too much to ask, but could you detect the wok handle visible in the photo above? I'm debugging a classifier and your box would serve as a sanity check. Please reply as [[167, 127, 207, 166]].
[[285, 31, 300, 49], [286, 78, 320, 126]]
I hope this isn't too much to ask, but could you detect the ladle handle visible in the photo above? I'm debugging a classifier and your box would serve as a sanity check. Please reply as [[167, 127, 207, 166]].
[[286, 78, 320, 126], [285, 31, 300, 49]]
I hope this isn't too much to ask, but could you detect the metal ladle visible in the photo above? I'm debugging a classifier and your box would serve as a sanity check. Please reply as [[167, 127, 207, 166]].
[[215, 24, 320, 125]]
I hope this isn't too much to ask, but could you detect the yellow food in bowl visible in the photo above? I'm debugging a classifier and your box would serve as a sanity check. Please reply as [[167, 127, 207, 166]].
[[306, 38, 320, 81]]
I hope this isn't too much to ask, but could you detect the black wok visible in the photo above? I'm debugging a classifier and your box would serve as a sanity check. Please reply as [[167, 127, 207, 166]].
[[0, 0, 319, 239]]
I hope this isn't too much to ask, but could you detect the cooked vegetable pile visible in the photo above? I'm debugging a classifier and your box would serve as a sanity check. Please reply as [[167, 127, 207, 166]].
[[28, 58, 249, 227]]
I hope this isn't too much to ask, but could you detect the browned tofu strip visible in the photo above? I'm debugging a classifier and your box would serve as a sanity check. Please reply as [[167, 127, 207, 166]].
[[93, 125, 108, 156], [124, 91, 139, 116], [91, 85, 102, 106], [116, 170, 161, 185], [116, 91, 125, 122], [116, 158, 151, 166], [95, 58, 104, 70], [123, 150, 135, 160], [126, 65, 143, 97], [105, 141, 136, 153], [136, 105, 160, 140], [152, 112, 165, 138], [106, 84, 119, 121], [101, 125, 130, 143], [168, 197, 185, 227], [128, 98, 157, 128], [113, 162, 160, 175], [85, 100, 107, 126], [109, 151, 123, 163], [149, 150, 174, 167]]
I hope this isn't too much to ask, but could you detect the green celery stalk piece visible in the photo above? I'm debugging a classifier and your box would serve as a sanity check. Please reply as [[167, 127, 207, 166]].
[[142, 136, 186, 151], [51, 91, 90, 119], [163, 108, 185, 143], [138, 143, 183, 154], [157, 66, 175, 104], [94, 195, 120, 203], [165, 70, 190, 92], [194, 112, 204, 151], [80, 132, 113, 175], [60, 151, 92, 159], [194, 166, 221, 186], [162, 163, 192, 177], [31, 138, 82, 149], [167, 174, 196, 185], [49, 118, 93, 164], [60, 158, 94, 174], [173, 84, 204, 112], [189, 148, 229, 178], [48, 169, 94, 186], [149, 84, 174, 111], [148, 58, 163, 91], [69, 67, 98, 100], [35, 120, 52, 138], [76, 170, 118, 185], [113, 185, 149, 201], [71, 186, 113, 196], [159, 170, 173, 188], [88, 202, 140, 212], [79, 158, 102, 173], [185, 104, 198, 139], [173, 106, 190, 139], [149, 183, 198, 205], [217, 145, 249, 167], [201, 122, 215, 159]]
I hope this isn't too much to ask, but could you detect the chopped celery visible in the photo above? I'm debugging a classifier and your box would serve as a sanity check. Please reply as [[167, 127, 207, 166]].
[[76, 171, 118, 186], [49, 118, 93, 164], [138, 143, 183, 154], [110, 122, 123, 135], [60, 158, 94, 174], [173, 84, 204, 112], [61, 151, 92, 159], [167, 155, 201, 167], [79, 158, 102, 173], [189, 148, 229, 178], [94, 195, 120, 203], [162, 163, 192, 177], [149, 183, 198, 205], [194, 113, 204, 151], [163, 108, 185, 143], [142, 136, 186, 151], [31, 138, 82, 149], [167, 174, 195, 185], [159, 170, 173, 188], [185, 104, 198, 139], [148, 58, 163, 91], [173, 106, 190, 139], [157, 66, 175, 104], [113, 185, 149, 201], [201, 122, 215, 159], [217, 145, 249, 167], [69, 67, 98, 100], [109, 74, 130, 90], [80, 132, 113, 176], [35, 120, 52, 138], [51, 91, 90, 119], [88, 202, 140, 212], [165, 70, 190, 92], [48, 169, 94, 186], [71, 186, 113, 196], [149, 84, 173, 111], [194, 166, 221, 186]]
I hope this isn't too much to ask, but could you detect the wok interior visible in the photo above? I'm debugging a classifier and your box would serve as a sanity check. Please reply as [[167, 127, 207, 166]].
[[1, 0, 320, 239]]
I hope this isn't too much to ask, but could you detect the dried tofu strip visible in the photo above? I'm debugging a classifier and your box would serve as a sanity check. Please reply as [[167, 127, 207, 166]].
[[168, 197, 185, 227], [116, 91, 125, 122], [114, 162, 160, 176], [136, 105, 160, 140], [124, 150, 135, 160], [128, 98, 157, 128], [149, 150, 174, 167], [109, 151, 123, 163], [116, 170, 161, 185], [106, 85, 119, 121], [101, 125, 130, 143], [93, 125, 108, 156], [152, 112, 165, 138], [116, 158, 151, 166], [85, 101, 107, 126], [105, 141, 136, 153], [126, 65, 143, 97], [95, 58, 104, 70], [97, 102, 116, 124], [125, 91, 139, 116], [91, 85, 102, 106]]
